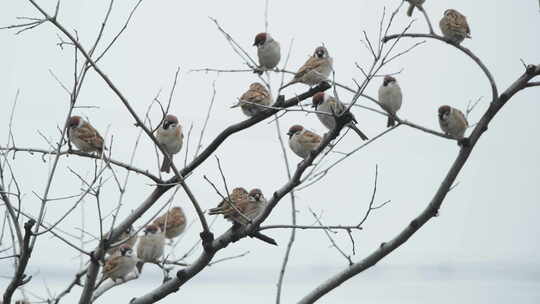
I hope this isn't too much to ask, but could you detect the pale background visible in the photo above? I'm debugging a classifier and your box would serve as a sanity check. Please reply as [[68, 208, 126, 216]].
[[1, 0, 539, 303]]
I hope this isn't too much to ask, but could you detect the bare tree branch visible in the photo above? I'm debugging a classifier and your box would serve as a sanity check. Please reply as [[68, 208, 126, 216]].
[[296, 64, 540, 304]]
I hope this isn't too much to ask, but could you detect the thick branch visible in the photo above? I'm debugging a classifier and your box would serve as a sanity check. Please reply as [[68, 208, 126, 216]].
[[130, 86, 344, 304], [2, 219, 35, 304], [296, 64, 540, 304]]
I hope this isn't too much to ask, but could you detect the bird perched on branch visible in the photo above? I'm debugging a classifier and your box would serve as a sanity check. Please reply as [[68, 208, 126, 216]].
[[438, 105, 469, 140], [378, 75, 403, 127], [209, 188, 275, 245], [156, 114, 183, 173], [281, 46, 333, 89], [209, 187, 254, 225], [68, 116, 105, 154], [136, 224, 165, 272], [231, 82, 272, 117], [287, 125, 322, 159], [439, 9, 471, 44], [253, 32, 281, 71], [405, 0, 425, 17], [105, 225, 136, 256], [312, 92, 368, 140], [100, 245, 136, 284], [153, 206, 187, 240]]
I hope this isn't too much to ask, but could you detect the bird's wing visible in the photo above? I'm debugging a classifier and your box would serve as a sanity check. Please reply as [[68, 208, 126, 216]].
[[77, 124, 104, 150], [455, 109, 469, 128], [294, 56, 323, 80], [102, 256, 121, 276], [299, 130, 322, 145], [240, 88, 269, 105]]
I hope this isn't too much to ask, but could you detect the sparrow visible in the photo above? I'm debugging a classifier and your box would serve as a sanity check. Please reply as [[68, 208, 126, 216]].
[[253, 32, 281, 71], [378, 75, 403, 127], [68, 116, 104, 154], [209, 187, 251, 224], [136, 224, 165, 272], [439, 9, 471, 44], [156, 114, 184, 173], [405, 0, 425, 17], [152, 206, 187, 240], [101, 245, 137, 283], [208, 188, 267, 226], [438, 105, 469, 139], [105, 225, 137, 256], [287, 125, 322, 159], [281, 46, 333, 89], [231, 82, 272, 117], [209, 188, 276, 245], [312, 92, 368, 140]]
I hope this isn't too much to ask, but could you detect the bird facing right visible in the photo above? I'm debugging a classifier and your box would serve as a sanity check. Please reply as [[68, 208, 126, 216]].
[[287, 125, 322, 159], [281, 46, 333, 89], [439, 9, 471, 44], [438, 105, 469, 139], [209, 187, 260, 226], [253, 32, 281, 71], [156, 114, 184, 173], [68, 116, 104, 154], [232, 82, 272, 117], [378, 75, 403, 127]]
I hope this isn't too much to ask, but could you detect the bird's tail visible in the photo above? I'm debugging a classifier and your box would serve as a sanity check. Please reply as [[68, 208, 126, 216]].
[[136, 261, 145, 273], [279, 79, 296, 90], [208, 206, 224, 216], [160, 155, 172, 173], [387, 116, 396, 127], [249, 231, 278, 246], [406, 3, 415, 17], [348, 124, 369, 141]]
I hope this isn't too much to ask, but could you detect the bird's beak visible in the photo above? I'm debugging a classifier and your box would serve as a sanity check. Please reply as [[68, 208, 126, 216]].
[[252, 41, 258, 46], [286, 131, 292, 137]]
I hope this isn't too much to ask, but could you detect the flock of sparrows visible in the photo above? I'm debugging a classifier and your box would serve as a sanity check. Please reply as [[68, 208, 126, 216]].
[[99, 207, 186, 283], [64, 5, 471, 284]]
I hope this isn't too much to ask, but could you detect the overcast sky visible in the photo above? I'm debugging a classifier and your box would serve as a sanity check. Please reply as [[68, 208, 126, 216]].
[[1, 0, 539, 303]]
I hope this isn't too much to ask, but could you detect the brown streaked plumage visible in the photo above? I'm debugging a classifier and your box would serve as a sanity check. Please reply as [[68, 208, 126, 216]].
[[281, 46, 333, 89], [439, 9, 471, 44], [209, 187, 263, 225], [438, 105, 469, 139], [152, 206, 187, 239], [101, 245, 136, 282], [232, 82, 272, 117], [287, 125, 322, 159], [68, 116, 104, 154]]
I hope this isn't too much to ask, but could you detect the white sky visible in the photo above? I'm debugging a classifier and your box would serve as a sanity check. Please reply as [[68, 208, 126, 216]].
[[1, 0, 539, 303]]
